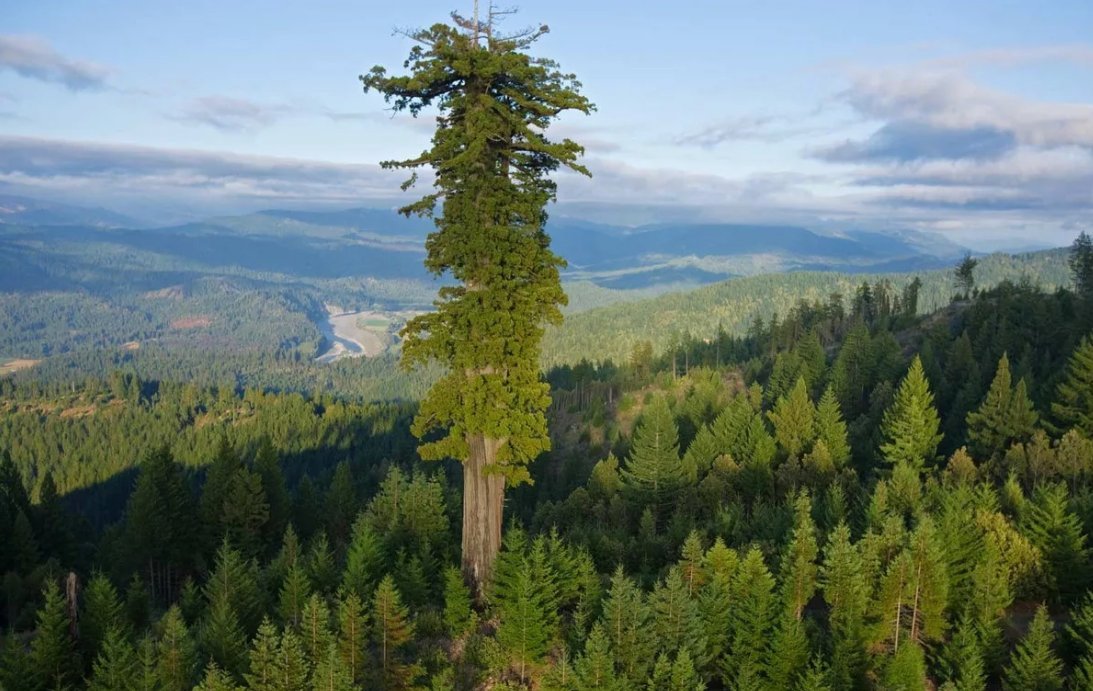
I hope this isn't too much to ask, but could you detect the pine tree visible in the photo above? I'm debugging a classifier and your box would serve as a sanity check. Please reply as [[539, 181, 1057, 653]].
[[194, 662, 243, 691], [87, 627, 138, 691], [310, 642, 355, 691], [30, 579, 78, 691], [254, 438, 290, 552], [621, 396, 685, 523], [941, 615, 986, 691], [279, 561, 312, 630], [245, 619, 282, 691], [1020, 483, 1089, 603], [574, 624, 621, 690], [442, 566, 474, 636], [362, 9, 594, 597], [199, 595, 247, 681], [220, 466, 270, 559], [650, 568, 706, 670], [769, 494, 819, 689], [203, 539, 262, 634], [276, 628, 311, 691], [307, 533, 338, 596], [967, 353, 1037, 459], [81, 571, 125, 663], [768, 377, 817, 458], [881, 642, 928, 691], [324, 461, 357, 547], [496, 558, 553, 682], [815, 386, 851, 467], [821, 523, 869, 691], [598, 566, 655, 683], [335, 591, 367, 684], [299, 593, 333, 669], [1069, 230, 1093, 299], [155, 605, 195, 691], [370, 575, 415, 689], [341, 514, 385, 600], [200, 437, 243, 549], [720, 547, 775, 689], [1002, 605, 1063, 691], [1051, 337, 1093, 437], [880, 356, 943, 468], [795, 658, 832, 691]]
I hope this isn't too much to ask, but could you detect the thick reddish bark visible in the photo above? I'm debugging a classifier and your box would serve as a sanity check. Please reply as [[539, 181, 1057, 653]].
[[462, 433, 505, 601]]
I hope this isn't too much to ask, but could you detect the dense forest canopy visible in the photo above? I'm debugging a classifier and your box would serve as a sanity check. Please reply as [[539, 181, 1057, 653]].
[[1, 233, 1092, 689]]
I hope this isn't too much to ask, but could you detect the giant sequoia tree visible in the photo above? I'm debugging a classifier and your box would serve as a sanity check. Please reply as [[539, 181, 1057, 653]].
[[360, 10, 593, 595]]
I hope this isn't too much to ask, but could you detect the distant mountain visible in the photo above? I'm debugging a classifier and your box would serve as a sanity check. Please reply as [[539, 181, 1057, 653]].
[[0, 194, 142, 228], [0, 196, 970, 292]]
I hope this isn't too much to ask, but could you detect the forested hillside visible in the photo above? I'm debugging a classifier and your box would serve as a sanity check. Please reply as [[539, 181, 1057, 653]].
[[3, 236, 1093, 689]]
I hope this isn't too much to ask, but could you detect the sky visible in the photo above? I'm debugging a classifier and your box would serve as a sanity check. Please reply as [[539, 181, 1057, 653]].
[[1, 0, 1092, 249]]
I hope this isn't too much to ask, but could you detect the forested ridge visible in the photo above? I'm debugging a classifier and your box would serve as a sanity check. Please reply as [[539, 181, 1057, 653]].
[[2, 236, 1093, 689]]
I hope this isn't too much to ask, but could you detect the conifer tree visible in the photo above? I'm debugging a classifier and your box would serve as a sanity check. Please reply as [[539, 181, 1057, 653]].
[[278, 561, 312, 630], [30, 579, 79, 691], [307, 533, 338, 596], [362, 8, 593, 596], [324, 461, 356, 547], [720, 547, 775, 689], [199, 596, 247, 680], [276, 628, 311, 691], [335, 591, 367, 684], [496, 558, 553, 682], [650, 568, 706, 670], [1069, 230, 1093, 299], [1020, 483, 1089, 603], [1051, 337, 1093, 437], [155, 605, 195, 691], [768, 377, 817, 458], [370, 575, 416, 689], [621, 396, 685, 523], [880, 356, 943, 468], [81, 571, 125, 663], [574, 624, 621, 690], [254, 438, 290, 551], [796, 658, 833, 691], [1063, 590, 1093, 665], [821, 523, 869, 690], [1002, 605, 1064, 691], [941, 615, 987, 691], [967, 353, 1037, 459], [598, 566, 654, 683], [194, 662, 243, 691], [443, 566, 474, 637], [341, 514, 385, 600], [204, 539, 262, 634], [881, 642, 928, 691], [87, 626, 138, 691], [220, 465, 269, 558], [244, 619, 281, 691], [815, 386, 851, 467], [299, 593, 334, 669], [310, 642, 355, 691]]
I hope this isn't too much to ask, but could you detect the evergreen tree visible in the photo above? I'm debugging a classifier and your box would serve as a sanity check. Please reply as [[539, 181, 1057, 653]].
[[821, 523, 869, 690], [199, 595, 247, 681], [720, 547, 775, 689], [362, 8, 594, 597], [574, 624, 621, 690], [30, 579, 78, 691], [276, 628, 311, 691], [1069, 230, 1093, 299], [496, 558, 553, 682], [598, 566, 654, 683], [335, 591, 367, 684], [815, 386, 851, 467], [880, 356, 943, 468], [194, 662, 243, 691], [967, 353, 1037, 459], [81, 571, 125, 663], [1002, 605, 1064, 691], [254, 438, 290, 552], [278, 561, 312, 630], [306, 533, 338, 596], [244, 619, 280, 691], [370, 575, 415, 689], [324, 461, 357, 547], [769, 377, 817, 458], [87, 627, 139, 691], [219, 465, 269, 558], [1051, 337, 1093, 437], [941, 615, 987, 691], [621, 396, 685, 523], [155, 605, 195, 691], [310, 642, 354, 691], [650, 568, 706, 670], [299, 593, 333, 669], [442, 566, 473, 637], [1020, 483, 1089, 603], [341, 514, 385, 600]]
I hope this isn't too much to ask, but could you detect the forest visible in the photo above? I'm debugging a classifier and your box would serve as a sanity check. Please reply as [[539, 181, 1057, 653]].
[[0, 235, 1092, 689]]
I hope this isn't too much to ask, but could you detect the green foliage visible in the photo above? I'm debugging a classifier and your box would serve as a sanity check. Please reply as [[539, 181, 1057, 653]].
[[768, 377, 817, 458], [966, 353, 1037, 459], [621, 396, 685, 521], [362, 14, 592, 483], [1002, 605, 1064, 691], [442, 566, 474, 637], [1020, 484, 1089, 603], [30, 579, 79, 691], [370, 575, 415, 689], [1051, 336, 1093, 437], [880, 356, 943, 468]]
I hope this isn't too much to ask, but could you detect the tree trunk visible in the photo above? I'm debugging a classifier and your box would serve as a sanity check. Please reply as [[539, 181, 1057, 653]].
[[463, 433, 505, 601]]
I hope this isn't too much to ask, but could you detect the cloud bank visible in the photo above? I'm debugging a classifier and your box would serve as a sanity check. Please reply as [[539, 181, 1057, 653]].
[[0, 35, 110, 91]]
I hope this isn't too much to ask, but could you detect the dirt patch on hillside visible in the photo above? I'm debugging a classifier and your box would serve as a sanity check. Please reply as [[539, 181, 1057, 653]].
[[60, 405, 96, 419], [144, 285, 186, 300], [1, 359, 41, 375], [170, 316, 213, 330]]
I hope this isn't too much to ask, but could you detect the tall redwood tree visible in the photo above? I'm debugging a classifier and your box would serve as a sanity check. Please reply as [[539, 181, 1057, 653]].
[[361, 10, 593, 597]]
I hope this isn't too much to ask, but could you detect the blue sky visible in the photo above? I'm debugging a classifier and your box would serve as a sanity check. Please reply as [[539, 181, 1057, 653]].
[[1, 0, 1092, 248]]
